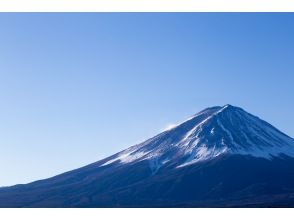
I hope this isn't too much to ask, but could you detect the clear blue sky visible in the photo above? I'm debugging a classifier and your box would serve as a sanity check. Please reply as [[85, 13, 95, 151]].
[[0, 13, 293, 186]]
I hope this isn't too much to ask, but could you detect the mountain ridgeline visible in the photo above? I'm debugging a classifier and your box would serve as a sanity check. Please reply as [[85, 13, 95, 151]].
[[1, 104, 294, 207]]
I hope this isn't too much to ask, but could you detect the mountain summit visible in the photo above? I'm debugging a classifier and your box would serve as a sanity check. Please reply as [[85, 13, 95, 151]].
[[100, 104, 294, 169], [1, 105, 294, 207]]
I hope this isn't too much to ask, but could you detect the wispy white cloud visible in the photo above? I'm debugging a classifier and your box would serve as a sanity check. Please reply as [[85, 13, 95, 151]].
[[162, 123, 178, 132]]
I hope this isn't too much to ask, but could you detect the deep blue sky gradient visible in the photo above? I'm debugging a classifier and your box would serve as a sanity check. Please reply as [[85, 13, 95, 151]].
[[0, 13, 293, 186]]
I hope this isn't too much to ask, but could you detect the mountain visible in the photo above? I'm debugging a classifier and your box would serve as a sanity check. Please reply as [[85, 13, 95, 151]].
[[1, 104, 294, 207]]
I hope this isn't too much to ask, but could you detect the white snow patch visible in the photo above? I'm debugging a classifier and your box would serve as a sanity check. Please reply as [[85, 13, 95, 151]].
[[101, 149, 151, 166], [210, 128, 215, 135], [177, 145, 229, 168], [237, 144, 294, 159], [216, 118, 241, 149]]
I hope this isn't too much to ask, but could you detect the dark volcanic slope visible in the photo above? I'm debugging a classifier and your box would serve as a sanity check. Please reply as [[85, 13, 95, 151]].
[[1, 104, 294, 207]]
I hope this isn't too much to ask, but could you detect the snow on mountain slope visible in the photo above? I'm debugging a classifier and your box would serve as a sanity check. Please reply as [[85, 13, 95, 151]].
[[100, 104, 294, 170]]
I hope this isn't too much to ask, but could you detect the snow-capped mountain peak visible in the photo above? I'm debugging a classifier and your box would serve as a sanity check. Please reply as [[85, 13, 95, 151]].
[[100, 105, 294, 169]]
